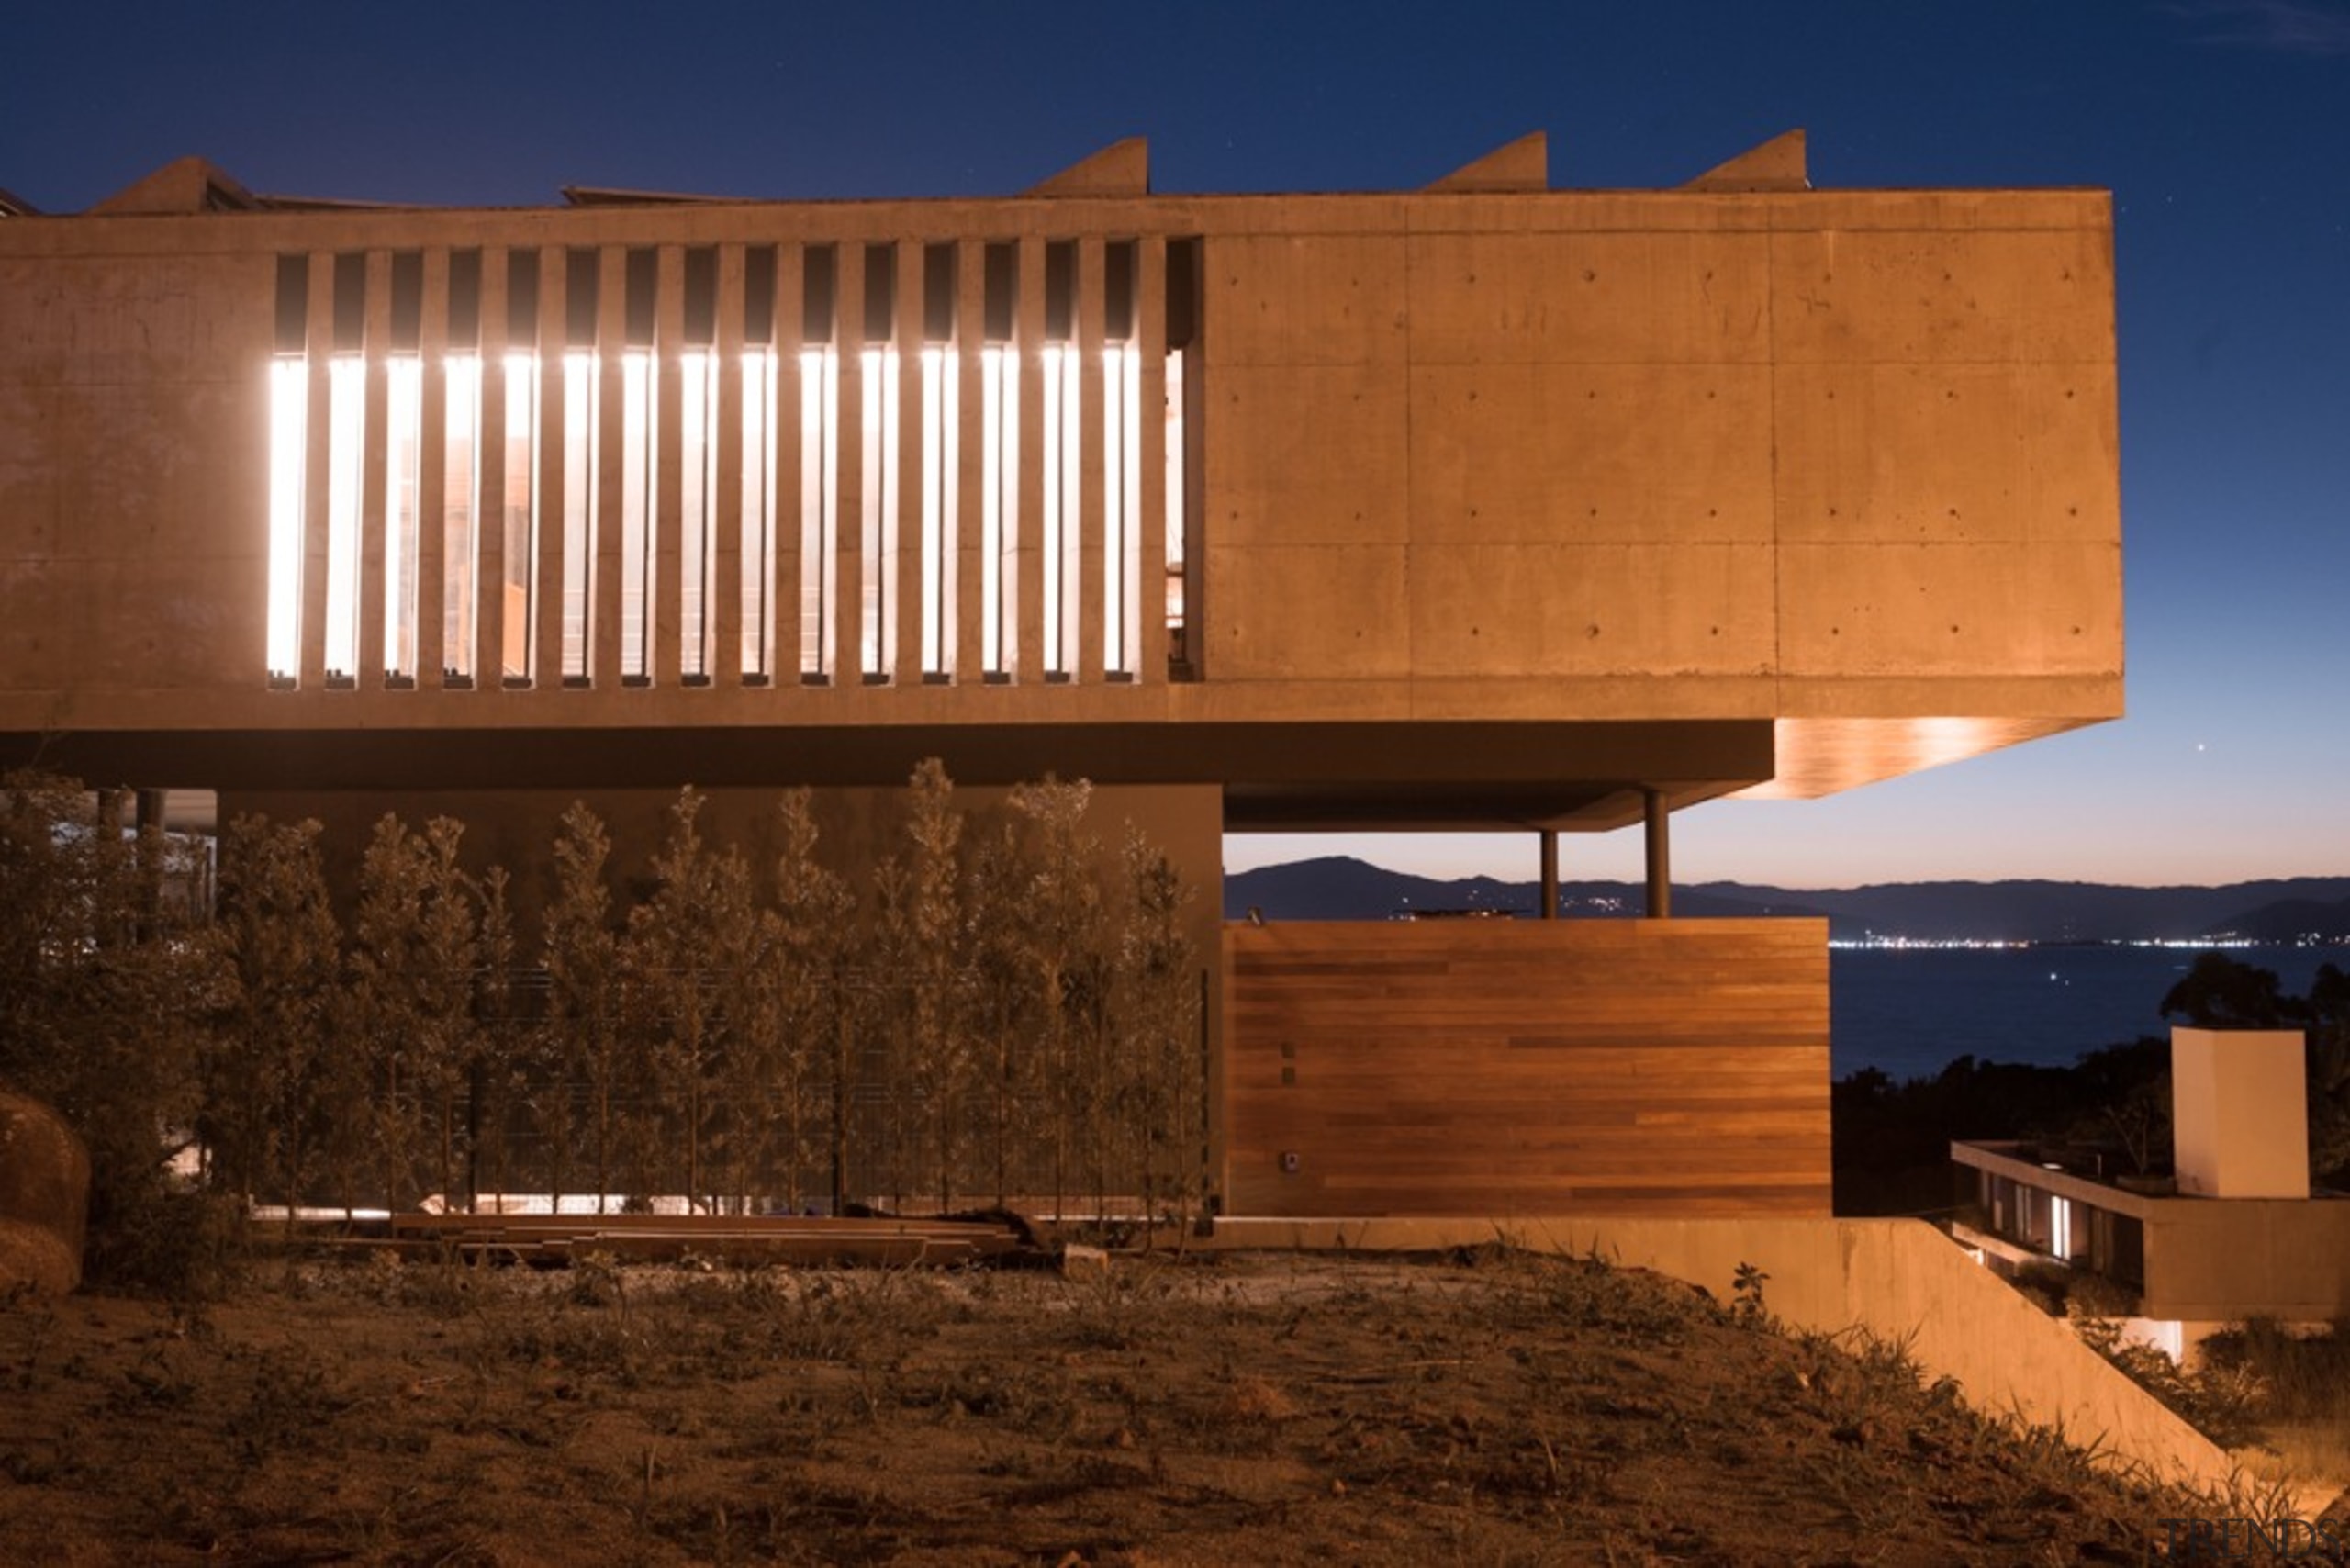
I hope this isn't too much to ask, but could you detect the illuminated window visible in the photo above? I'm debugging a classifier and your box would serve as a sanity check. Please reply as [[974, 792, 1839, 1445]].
[[266, 356, 307, 682], [501, 353, 538, 682], [859, 346, 900, 679], [799, 345, 839, 679], [920, 345, 957, 678], [1102, 342, 1141, 677], [1040, 343, 1079, 678], [740, 348, 778, 680], [560, 353, 596, 680], [980, 346, 1020, 678], [441, 355, 481, 680], [620, 350, 656, 682], [323, 355, 366, 682], [383, 356, 423, 679], [679, 349, 716, 680], [2050, 1195, 2074, 1260], [1163, 348, 1185, 652]]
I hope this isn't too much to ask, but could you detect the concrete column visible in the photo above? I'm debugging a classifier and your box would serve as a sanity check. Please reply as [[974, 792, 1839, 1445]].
[[532, 247, 566, 687], [1137, 236, 1168, 681], [953, 241, 987, 682], [298, 252, 334, 691], [711, 243, 746, 686], [592, 247, 628, 689], [652, 244, 686, 688], [1013, 236, 1046, 683], [832, 248, 865, 685], [473, 245, 509, 691], [416, 248, 449, 686], [772, 245, 805, 682], [356, 250, 392, 684], [1539, 830, 1559, 920], [1644, 789, 1672, 920], [894, 241, 925, 683], [1076, 236, 1107, 684]]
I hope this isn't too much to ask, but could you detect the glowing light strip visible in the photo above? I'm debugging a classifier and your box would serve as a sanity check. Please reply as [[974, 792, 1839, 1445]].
[[799, 347, 837, 677], [561, 353, 596, 679], [383, 356, 422, 676], [265, 357, 307, 679], [741, 351, 777, 678], [980, 346, 1019, 676], [323, 355, 365, 678], [859, 348, 900, 677], [1122, 344, 1142, 676], [1102, 347, 1125, 671], [620, 351, 654, 679], [502, 353, 538, 681], [1163, 350, 1185, 638], [442, 355, 481, 679], [679, 351, 714, 678]]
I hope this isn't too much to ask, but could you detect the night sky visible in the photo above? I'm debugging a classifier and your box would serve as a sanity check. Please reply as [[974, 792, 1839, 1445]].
[[6, 2, 2346, 890]]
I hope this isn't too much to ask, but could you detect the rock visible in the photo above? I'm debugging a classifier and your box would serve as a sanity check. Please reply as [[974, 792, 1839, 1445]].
[[1060, 1242, 1111, 1278], [0, 1092, 90, 1295]]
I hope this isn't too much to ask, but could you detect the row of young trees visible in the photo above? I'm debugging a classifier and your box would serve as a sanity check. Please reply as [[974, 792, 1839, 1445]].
[[0, 764, 1209, 1283]]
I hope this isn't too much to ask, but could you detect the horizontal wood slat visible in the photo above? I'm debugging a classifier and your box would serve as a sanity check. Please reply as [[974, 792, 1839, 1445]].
[[1223, 919, 1830, 1217]]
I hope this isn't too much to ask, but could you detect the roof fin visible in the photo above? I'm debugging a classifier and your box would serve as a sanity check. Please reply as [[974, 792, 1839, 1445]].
[[1427, 132, 1548, 193], [1026, 138, 1149, 197], [90, 156, 260, 215], [1684, 129, 1808, 192]]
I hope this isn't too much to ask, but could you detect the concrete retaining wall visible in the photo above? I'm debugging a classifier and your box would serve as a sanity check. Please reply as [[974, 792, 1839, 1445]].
[[1211, 1213, 2278, 1506]]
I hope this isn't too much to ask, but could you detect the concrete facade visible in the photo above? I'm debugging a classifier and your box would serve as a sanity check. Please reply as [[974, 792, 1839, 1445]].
[[0, 137, 2119, 831], [2, 137, 2121, 1221]]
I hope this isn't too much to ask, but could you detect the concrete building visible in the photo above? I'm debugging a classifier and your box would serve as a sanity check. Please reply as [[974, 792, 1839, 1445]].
[[1953, 1029, 2350, 1359], [0, 132, 2121, 1218]]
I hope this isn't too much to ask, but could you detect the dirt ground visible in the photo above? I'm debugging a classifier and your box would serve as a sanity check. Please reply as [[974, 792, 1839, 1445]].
[[0, 1247, 2298, 1565]]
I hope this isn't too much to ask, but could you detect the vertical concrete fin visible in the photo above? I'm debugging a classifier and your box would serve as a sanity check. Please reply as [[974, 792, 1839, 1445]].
[[1683, 129, 1808, 192], [1426, 132, 1548, 193], [1026, 139, 1149, 198], [89, 156, 259, 215]]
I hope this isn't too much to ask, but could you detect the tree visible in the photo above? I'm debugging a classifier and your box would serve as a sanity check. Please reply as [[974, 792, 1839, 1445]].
[[544, 802, 621, 1211], [624, 788, 755, 1207], [1113, 828, 1206, 1232], [213, 814, 341, 1231], [470, 865, 530, 1208], [0, 775, 223, 1285], [1009, 777, 1101, 1220], [872, 758, 966, 1211], [771, 789, 856, 1213], [2161, 952, 2301, 1030]]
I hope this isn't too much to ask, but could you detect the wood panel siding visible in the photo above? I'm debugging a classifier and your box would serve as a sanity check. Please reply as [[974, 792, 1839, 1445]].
[[1223, 920, 1830, 1217]]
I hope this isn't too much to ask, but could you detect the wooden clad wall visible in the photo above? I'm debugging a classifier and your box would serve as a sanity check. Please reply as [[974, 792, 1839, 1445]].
[[1224, 920, 1830, 1217]]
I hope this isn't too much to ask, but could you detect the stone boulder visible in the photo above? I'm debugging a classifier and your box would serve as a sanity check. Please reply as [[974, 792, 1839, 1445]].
[[0, 1091, 89, 1295]]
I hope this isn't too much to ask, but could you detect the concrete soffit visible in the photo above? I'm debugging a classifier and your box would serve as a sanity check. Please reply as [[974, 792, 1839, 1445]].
[[1426, 131, 1550, 193], [1683, 129, 1809, 192], [1026, 138, 1150, 198]]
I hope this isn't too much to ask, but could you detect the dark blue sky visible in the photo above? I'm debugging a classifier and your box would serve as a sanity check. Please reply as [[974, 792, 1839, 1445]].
[[6, 2, 2346, 887]]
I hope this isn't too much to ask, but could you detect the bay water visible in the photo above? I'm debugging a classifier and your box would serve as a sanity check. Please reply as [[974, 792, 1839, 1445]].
[[1830, 944, 2344, 1082]]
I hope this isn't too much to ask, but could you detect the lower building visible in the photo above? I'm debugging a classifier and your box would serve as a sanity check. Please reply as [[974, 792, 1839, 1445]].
[[1953, 1028, 2350, 1358]]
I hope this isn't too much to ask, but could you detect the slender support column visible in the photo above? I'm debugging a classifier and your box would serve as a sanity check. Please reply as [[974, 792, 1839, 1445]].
[[1643, 789, 1672, 920], [1539, 830, 1559, 921]]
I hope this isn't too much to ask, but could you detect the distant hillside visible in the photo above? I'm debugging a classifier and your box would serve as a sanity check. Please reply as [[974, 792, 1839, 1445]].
[[1222, 857, 2350, 943]]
